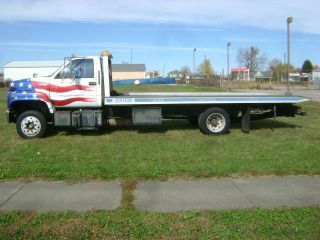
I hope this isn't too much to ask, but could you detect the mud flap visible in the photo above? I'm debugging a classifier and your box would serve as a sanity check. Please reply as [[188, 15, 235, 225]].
[[241, 107, 251, 133]]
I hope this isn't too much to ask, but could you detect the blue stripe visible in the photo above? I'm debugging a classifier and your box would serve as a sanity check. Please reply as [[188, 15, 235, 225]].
[[113, 78, 176, 85]]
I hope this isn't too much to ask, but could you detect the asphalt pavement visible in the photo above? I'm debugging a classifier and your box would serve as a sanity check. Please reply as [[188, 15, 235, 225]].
[[1, 176, 319, 212]]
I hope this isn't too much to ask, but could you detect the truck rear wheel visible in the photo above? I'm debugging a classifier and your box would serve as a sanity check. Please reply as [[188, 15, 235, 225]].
[[16, 110, 47, 139], [198, 107, 230, 135]]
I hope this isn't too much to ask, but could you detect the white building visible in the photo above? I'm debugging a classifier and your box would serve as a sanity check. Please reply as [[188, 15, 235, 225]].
[[313, 69, 320, 89], [2, 60, 64, 81], [2, 60, 146, 82]]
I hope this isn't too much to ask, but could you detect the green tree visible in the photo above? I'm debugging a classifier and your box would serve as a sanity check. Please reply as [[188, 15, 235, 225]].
[[198, 59, 214, 75], [237, 46, 267, 73], [301, 60, 313, 73]]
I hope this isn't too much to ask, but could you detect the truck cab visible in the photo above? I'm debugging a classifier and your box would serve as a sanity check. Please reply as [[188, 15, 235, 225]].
[[47, 52, 114, 108], [7, 52, 112, 137], [50, 56, 103, 108]]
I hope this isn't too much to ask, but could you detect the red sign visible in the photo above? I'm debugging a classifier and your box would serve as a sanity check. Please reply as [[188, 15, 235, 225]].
[[231, 68, 250, 72]]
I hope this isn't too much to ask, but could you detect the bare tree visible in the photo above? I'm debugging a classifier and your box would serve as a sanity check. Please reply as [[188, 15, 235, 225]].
[[180, 66, 191, 78], [237, 46, 267, 73]]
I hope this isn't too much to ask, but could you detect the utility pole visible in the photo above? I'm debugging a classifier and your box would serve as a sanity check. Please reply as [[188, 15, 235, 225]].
[[193, 48, 197, 75], [227, 42, 231, 81], [283, 52, 287, 84], [204, 55, 207, 76], [131, 48, 133, 64], [221, 68, 224, 89], [286, 17, 293, 95]]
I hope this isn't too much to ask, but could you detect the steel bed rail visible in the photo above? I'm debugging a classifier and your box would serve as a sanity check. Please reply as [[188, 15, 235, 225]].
[[105, 94, 310, 106]]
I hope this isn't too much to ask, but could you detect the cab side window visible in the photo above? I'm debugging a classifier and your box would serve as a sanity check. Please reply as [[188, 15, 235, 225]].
[[54, 59, 94, 79], [72, 59, 94, 78]]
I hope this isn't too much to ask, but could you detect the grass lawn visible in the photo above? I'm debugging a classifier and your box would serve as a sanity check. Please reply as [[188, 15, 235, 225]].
[[1, 85, 320, 239], [1, 208, 320, 239], [0, 85, 320, 180], [114, 84, 225, 93]]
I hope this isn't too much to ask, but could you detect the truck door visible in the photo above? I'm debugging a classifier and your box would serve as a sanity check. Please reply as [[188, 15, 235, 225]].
[[50, 58, 99, 108]]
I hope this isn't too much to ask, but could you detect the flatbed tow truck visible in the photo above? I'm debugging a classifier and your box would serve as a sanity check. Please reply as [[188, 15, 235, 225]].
[[6, 50, 309, 139]]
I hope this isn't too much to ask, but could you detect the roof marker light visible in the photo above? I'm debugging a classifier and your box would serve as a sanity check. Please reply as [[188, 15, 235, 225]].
[[101, 50, 112, 56]]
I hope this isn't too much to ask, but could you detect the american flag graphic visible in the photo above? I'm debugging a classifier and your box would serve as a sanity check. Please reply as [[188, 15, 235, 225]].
[[7, 78, 97, 108]]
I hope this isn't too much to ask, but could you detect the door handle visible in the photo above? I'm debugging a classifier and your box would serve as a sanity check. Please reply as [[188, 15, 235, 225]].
[[89, 82, 96, 86]]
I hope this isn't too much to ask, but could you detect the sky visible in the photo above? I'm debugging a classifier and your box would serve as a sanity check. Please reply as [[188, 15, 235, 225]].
[[0, 0, 319, 75]]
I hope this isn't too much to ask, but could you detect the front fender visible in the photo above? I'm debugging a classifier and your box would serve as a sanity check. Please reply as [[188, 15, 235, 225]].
[[7, 91, 54, 114]]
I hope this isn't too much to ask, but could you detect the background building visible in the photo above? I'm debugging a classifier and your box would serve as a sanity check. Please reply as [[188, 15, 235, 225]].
[[167, 70, 181, 79], [2, 61, 146, 82], [112, 64, 146, 80], [2, 60, 64, 81], [313, 67, 320, 89], [231, 68, 250, 81]]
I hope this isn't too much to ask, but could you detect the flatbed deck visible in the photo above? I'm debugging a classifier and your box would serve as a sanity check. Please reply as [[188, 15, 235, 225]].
[[105, 92, 310, 106]]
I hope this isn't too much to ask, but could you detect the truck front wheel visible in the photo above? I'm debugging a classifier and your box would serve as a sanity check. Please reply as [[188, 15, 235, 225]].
[[16, 110, 47, 139], [198, 107, 230, 135]]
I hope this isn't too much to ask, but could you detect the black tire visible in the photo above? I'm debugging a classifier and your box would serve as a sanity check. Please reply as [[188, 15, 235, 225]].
[[16, 110, 47, 139], [198, 107, 230, 135]]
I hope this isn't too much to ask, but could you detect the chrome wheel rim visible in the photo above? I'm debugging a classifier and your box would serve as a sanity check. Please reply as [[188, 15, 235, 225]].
[[206, 113, 226, 133], [21, 116, 41, 137]]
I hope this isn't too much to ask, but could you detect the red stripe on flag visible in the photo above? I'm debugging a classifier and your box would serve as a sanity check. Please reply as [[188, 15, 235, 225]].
[[37, 92, 50, 102], [32, 81, 95, 93]]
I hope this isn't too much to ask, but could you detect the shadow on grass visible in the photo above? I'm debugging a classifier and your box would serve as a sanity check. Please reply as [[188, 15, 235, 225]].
[[129, 120, 196, 134], [46, 119, 300, 137], [51, 120, 196, 137], [252, 119, 301, 130], [231, 119, 301, 130], [46, 126, 60, 137]]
